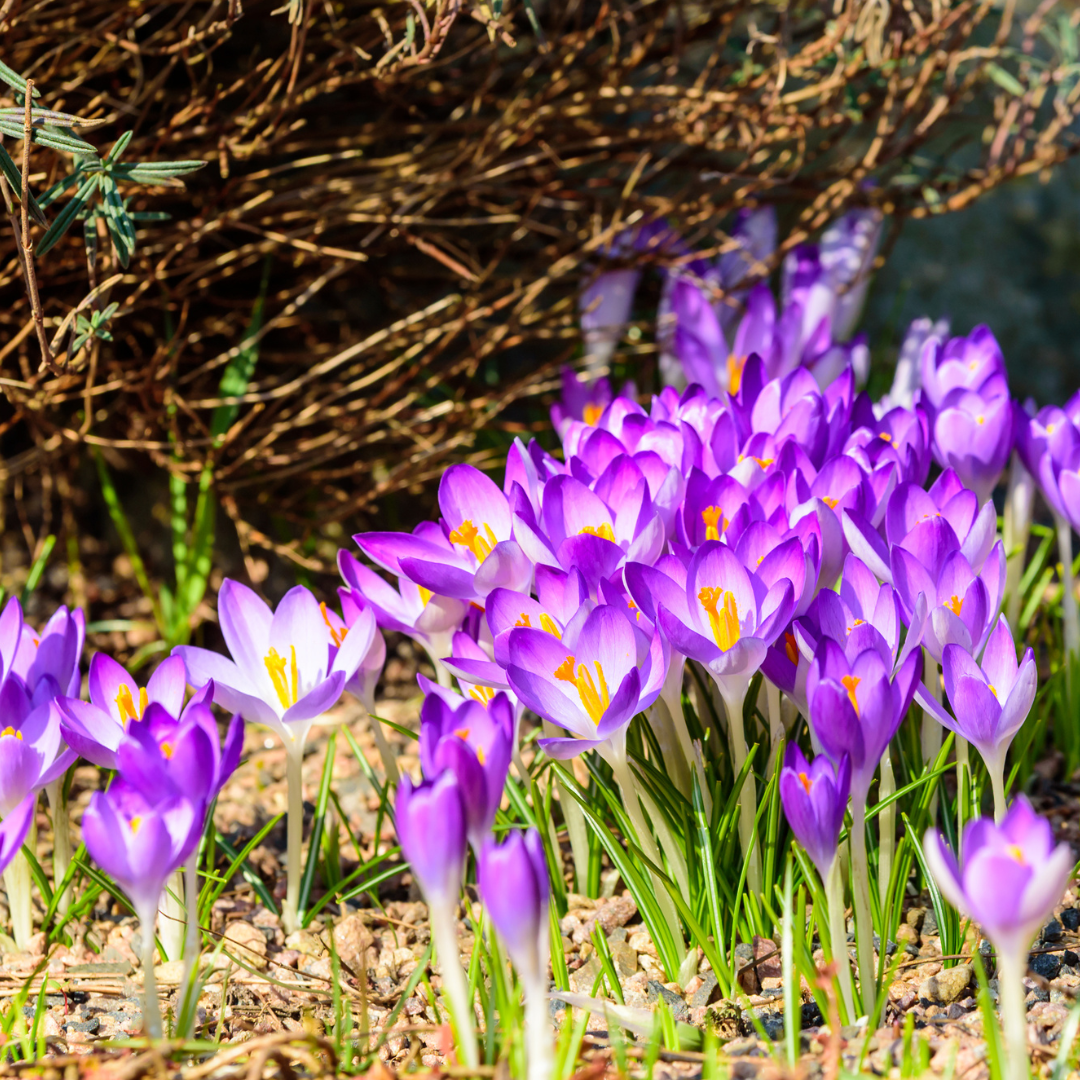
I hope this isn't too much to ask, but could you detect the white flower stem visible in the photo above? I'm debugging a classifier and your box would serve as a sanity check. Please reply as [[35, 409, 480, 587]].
[[997, 947, 1031, 1080], [283, 739, 306, 935], [610, 754, 687, 971], [719, 682, 761, 896], [764, 679, 784, 778], [138, 903, 164, 1038], [543, 720, 590, 892], [849, 796, 876, 1018], [365, 710, 400, 786], [45, 779, 72, 915], [524, 975, 552, 1080], [1056, 514, 1079, 698], [661, 683, 711, 817], [179, 859, 201, 1034], [430, 900, 479, 1068], [921, 649, 943, 822], [990, 758, 1008, 824], [1004, 453, 1033, 634], [4, 847, 32, 952], [877, 744, 895, 905], [826, 860, 856, 1024], [647, 700, 690, 796], [158, 870, 185, 962]]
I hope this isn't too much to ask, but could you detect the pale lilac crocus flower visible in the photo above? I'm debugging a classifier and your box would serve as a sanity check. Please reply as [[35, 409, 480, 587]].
[[175, 579, 369, 932]]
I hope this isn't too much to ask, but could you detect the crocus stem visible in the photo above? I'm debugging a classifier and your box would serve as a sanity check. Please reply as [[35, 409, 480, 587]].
[[159, 870, 185, 962], [365, 711, 399, 786], [765, 679, 783, 778], [1056, 513, 1079, 698], [283, 739, 305, 935], [997, 947, 1031, 1080], [647, 701, 690, 797], [429, 900, 479, 1068], [524, 975, 552, 1080], [610, 754, 687, 970], [956, 736, 970, 846], [921, 649, 943, 822], [139, 905, 164, 1038], [633, 770, 690, 898], [1004, 452, 1033, 634], [180, 859, 200, 1032], [877, 744, 895, 905], [990, 759, 1008, 824], [849, 797, 876, 1018], [45, 778, 72, 916], [543, 720, 590, 893], [662, 684, 711, 817], [719, 683, 761, 896], [3, 847, 32, 952], [826, 860, 856, 1024]]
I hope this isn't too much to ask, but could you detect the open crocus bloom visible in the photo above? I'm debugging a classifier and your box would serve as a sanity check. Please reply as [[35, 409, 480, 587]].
[[506, 604, 664, 762], [357, 464, 532, 602], [0, 678, 77, 816], [923, 796, 1072, 958], [916, 615, 1036, 785], [334, 587, 386, 714], [12, 603, 85, 702], [57, 654, 201, 770], [175, 580, 366, 746]]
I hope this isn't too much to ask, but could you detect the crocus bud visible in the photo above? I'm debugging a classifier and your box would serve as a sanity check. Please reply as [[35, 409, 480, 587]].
[[395, 772, 467, 905], [477, 829, 551, 987], [779, 744, 850, 883]]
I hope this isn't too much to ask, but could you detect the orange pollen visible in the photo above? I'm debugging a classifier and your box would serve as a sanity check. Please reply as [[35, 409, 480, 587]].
[[515, 613, 532, 628], [553, 655, 611, 725], [580, 522, 616, 542], [115, 685, 149, 724], [847, 618, 865, 634], [319, 602, 348, 648], [976, 415, 985, 426], [583, 403, 604, 426], [879, 432, 892, 442], [701, 505, 727, 542], [468, 685, 496, 704], [449, 519, 498, 562], [727, 354, 746, 395], [841, 674, 861, 715], [784, 632, 798, 666], [160, 742, 174, 759], [698, 587, 740, 651], [0, 727, 21, 740], [753, 456, 773, 470], [947, 594, 964, 617], [798, 772, 813, 795], [822, 496, 839, 509], [453, 726, 471, 741], [1007, 844, 1024, 864]]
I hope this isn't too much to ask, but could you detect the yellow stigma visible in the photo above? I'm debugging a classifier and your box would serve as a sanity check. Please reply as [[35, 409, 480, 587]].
[[0, 727, 22, 740], [727, 353, 746, 394], [160, 742, 174, 759], [580, 523, 616, 542], [976, 415, 985, 425], [449, 519, 498, 562], [798, 771, 813, 795], [784, 632, 799, 666], [583, 403, 604, 426], [701, 505, 727, 542], [468, 685, 495, 704], [515, 613, 531, 627], [129, 816, 142, 834], [554, 655, 611, 725], [418, 585, 432, 606], [1007, 844, 1024, 864], [319, 602, 348, 648], [841, 674, 861, 715], [698, 587, 740, 651], [453, 726, 471, 741], [264, 645, 299, 711], [539, 613, 562, 637], [822, 496, 839, 509], [989, 683, 999, 699], [115, 684, 149, 724], [879, 432, 892, 442], [947, 594, 964, 616]]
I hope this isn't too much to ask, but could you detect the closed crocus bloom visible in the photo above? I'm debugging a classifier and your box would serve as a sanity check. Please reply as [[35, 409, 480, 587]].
[[58, 654, 196, 769], [551, 368, 615, 436], [478, 829, 551, 987], [931, 388, 1013, 505], [917, 615, 1036, 820], [918, 325, 1007, 416], [419, 691, 513, 850], [779, 744, 850, 883], [11, 603, 85, 701], [396, 771, 468, 905], [925, 798, 1072, 1080]]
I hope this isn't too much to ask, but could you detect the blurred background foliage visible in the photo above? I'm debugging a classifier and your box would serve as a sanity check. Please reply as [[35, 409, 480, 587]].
[[0, 0, 1078, 658]]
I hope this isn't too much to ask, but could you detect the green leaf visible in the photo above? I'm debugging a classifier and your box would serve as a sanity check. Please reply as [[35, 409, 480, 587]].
[[105, 130, 134, 164], [37, 174, 99, 256], [0, 119, 96, 154], [0, 61, 40, 98], [117, 160, 208, 182], [100, 174, 136, 267], [21, 535, 55, 602], [986, 62, 1025, 97], [0, 143, 47, 226], [299, 732, 337, 925]]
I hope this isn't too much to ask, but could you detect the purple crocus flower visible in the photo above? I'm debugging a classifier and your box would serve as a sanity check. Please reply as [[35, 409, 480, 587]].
[[11, 603, 85, 701], [780, 744, 850, 884], [0, 794, 34, 874], [916, 615, 1036, 820], [478, 828, 551, 987], [418, 691, 513, 850], [551, 368, 615, 436], [356, 464, 532, 602], [930, 388, 1013, 505], [507, 604, 664, 762], [396, 770, 468, 905], [0, 678, 76, 816], [82, 778, 200, 1035], [918, 325, 1007, 417], [818, 208, 883, 341], [924, 796, 1072, 1080], [57, 654, 198, 769], [174, 580, 364, 745]]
